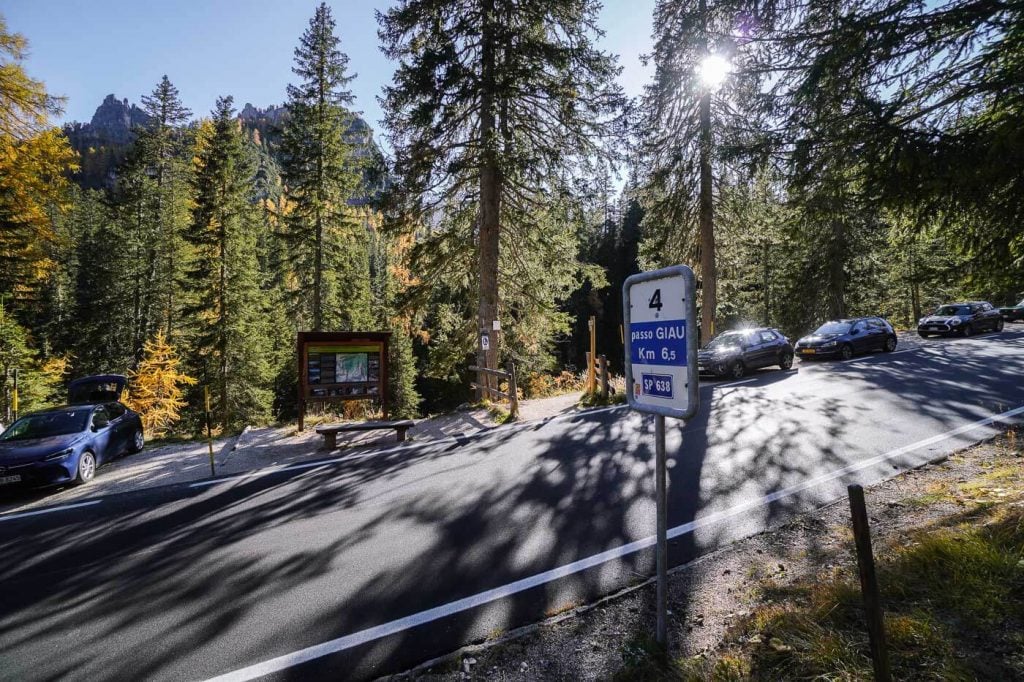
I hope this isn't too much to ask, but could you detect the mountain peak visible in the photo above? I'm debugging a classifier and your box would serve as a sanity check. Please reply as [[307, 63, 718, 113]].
[[88, 93, 151, 144]]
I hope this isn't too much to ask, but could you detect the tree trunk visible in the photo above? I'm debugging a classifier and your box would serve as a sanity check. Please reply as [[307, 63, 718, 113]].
[[218, 204, 229, 430], [477, 0, 501, 398], [698, 91, 716, 341], [314, 211, 323, 331], [829, 219, 847, 319]]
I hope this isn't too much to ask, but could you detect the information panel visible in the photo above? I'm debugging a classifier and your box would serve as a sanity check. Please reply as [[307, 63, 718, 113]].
[[296, 331, 391, 430], [622, 265, 699, 419]]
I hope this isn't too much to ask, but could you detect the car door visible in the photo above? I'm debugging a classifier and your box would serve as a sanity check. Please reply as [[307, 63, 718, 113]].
[[105, 402, 128, 455], [740, 332, 766, 368], [89, 406, 114, 464], [866, 318, 887, 350], [849, 320, 871, 353], [756, 330, 781, 367], [981, 302, 998, 329]]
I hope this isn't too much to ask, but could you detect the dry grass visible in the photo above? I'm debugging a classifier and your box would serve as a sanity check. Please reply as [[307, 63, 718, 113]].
[[616, 433, 1024, 681]]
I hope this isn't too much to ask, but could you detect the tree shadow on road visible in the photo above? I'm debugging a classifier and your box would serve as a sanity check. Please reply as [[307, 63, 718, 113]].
[[0, 335, 1021, 681]]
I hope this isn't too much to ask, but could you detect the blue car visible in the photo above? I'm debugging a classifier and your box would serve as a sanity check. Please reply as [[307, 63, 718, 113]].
[[794, 316, 898, 361], [0, 376, 144, 488]]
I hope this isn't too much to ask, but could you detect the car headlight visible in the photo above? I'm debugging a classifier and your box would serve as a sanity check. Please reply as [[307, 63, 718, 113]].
[[918, 318, 926, 325], [950, 317, 962, 325], [822, 340, 837, 347], [44, 448, 74, 462]]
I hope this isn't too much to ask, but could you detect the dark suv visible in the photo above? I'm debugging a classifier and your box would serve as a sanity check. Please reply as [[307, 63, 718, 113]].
[[697, 328, 794, 379], [918, 302, 1004, 337], [794, 317, 898, 360]]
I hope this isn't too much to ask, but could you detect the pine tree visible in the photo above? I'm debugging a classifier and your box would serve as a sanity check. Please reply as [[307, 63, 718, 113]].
[[280, 3, 368, 332], [138, 76, 192, 340], [112, 76, 192, 357], [184, 97, 273, 430], [69, 189, 136, 373], [379, 0, 625, 384], [125, 330, 196, 437], [637, 0, 763, 338], [368, 221, 421, 418], [0, 301, 64, 421]]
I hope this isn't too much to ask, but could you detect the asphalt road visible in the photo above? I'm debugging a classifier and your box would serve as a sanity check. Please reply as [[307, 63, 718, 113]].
[[2, 330, 1023, 681]]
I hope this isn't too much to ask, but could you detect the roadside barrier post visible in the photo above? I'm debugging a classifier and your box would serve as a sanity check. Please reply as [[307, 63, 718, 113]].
[[507, 361, 519, 420], [599, 354, 609, 399], [847, 484, 891, 682], [585, 351, 592, 394], [588, 315, 597, 393], [11, 368, 18, 422], [204, 387, 215, 477]]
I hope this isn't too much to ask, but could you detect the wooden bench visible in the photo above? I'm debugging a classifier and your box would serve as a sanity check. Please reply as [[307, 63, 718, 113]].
[[315, 420, 415, 450]]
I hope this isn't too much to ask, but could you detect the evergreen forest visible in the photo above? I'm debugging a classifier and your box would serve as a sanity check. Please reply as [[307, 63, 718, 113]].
[[1, 1, 1021, 433]]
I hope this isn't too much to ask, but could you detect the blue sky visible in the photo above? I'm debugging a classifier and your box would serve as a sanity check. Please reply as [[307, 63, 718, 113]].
[[3, 0, 655, 142]]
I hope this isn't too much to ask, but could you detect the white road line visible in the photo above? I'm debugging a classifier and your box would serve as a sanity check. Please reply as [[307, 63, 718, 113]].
[[0, 499, 102, 522], [719, 378, 757, 386], [202, 402, 1024, 682]]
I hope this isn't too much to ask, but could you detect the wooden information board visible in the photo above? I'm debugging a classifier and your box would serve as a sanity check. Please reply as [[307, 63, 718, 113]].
[[297, 331, 390, 430]]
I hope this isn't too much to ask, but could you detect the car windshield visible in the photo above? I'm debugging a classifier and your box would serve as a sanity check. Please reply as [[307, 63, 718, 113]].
[[935, 305, 970, 316], [1017, 300, 1024, 308], [814, 322, 851, 335], [706, 333, 746, 350], [0, 410, 89, 441]]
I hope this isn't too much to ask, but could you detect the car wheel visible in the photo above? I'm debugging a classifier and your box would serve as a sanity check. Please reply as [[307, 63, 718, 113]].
[[962, 324, 973, 337], [779, 352, 793, 370], [840, 344, 854, 361], [918, 331, 930, 338], [995, 318, 1004, 332], [729, 361, 746, 379], [76, 451, 96, 485], [883, 335, 897, 352], [129, 429, 144, 454]]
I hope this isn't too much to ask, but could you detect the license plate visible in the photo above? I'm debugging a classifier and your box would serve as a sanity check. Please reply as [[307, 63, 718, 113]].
[[800, 348, 816, 354], [0, 474, 22, 485]]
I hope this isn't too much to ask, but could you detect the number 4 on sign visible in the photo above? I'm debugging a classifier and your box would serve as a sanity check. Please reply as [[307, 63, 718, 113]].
[[648, 288, 663, 311]]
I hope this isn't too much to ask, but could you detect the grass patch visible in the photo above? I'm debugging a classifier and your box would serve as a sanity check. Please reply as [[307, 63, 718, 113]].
[[579, 391, 627, 408], [614, 437, 1024, 681]]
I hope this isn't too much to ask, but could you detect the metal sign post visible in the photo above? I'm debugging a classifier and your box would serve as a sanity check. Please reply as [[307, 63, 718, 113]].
[[622, 265, 699, 649]]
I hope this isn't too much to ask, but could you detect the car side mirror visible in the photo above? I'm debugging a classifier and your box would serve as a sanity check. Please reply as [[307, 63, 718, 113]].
[[850, 329, 860, 335]]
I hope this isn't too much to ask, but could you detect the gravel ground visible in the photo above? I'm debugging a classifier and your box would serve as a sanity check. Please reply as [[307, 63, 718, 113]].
[[392, 434, 1019, 681]]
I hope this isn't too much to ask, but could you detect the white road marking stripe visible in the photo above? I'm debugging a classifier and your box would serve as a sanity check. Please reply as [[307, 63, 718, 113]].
[[203, 402, 1024, 682], [719, 378, 757, 386], [0, 499, 102, 522]]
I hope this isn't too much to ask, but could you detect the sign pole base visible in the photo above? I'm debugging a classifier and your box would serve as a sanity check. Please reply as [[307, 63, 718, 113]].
[[655, 414, 668, 648]]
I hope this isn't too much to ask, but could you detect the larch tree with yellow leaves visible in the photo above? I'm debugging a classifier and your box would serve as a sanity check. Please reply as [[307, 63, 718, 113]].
[[0, 16, 77, 312], [126, 330, 196, 438]]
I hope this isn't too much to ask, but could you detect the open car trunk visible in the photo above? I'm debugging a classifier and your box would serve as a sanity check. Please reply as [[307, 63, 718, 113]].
[[68, 375, 128, 404]]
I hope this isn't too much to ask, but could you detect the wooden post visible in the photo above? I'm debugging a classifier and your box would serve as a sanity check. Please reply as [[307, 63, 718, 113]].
[[585, 351, 592, 395], [204, 386, 215, 477], [599, 354, 609, 399], [507, 361, 519, 420], [848, 484, 891, 682], [588, 315, 597, 393]]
